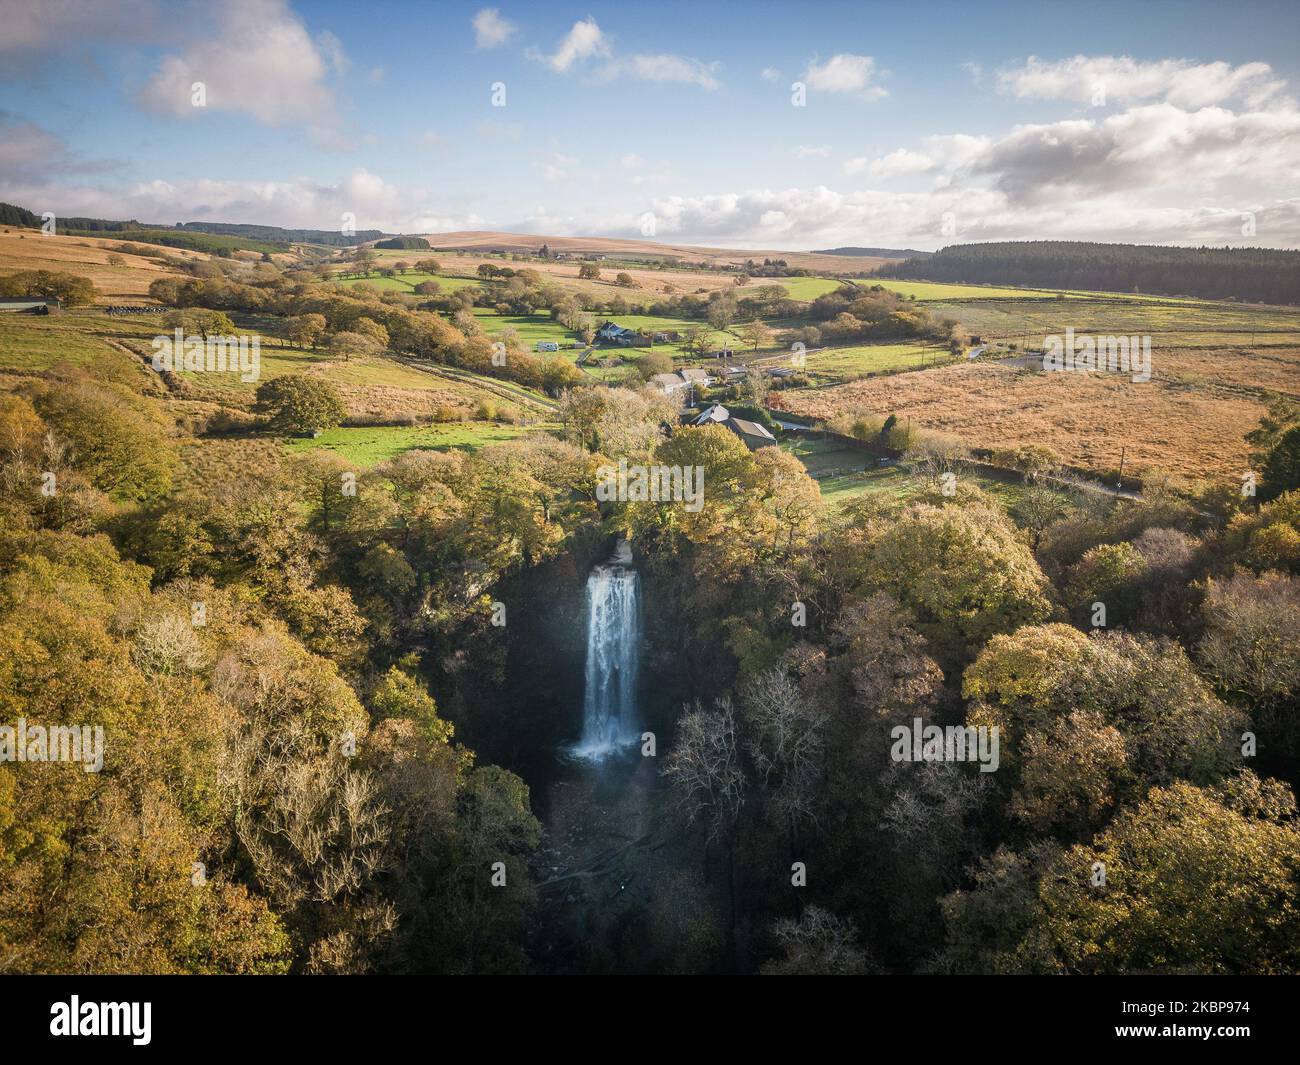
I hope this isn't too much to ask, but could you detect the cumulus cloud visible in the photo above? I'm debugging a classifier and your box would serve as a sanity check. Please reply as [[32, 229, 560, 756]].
[[971, 101, 1300, 203], [761, 67, 782, 83], [138, 0, 338, 127], [635, 183, 1300, 250], [536, 17, 609, 72], [802, 54, 887, 99], [861, 148, 935, 179], [0, 0, 160, 73], [999, 55, 1286, 109], [534, 19, 719, 89], [4, 165, 485, 234], [0, 114, 117, 183], [472, 8, 516, 49]]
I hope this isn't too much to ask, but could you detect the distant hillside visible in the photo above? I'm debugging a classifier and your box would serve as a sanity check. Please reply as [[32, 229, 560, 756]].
[[0, 203, 40, 228], [418, 230, 900, 273], [178, 221, 385, 247], [876, 240, 1300, 305], [0, 203, 382, 253], [815, 246, 932, 259]]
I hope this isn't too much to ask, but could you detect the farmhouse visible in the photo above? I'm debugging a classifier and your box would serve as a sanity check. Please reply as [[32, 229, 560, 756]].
[[596, 320, 637, 344], [649, 372, 687, 394], [0, 297, 61, 314], [649, 367, 717, 396], [691, 403, 730, 426]]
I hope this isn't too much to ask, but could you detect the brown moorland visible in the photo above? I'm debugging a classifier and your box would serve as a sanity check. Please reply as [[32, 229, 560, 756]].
[[772, 348, 1300, 483], [0, 227, 207, 302]]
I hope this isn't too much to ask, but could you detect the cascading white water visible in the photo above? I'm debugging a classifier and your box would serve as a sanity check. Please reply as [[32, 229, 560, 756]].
[[574, 553, 641, 760]]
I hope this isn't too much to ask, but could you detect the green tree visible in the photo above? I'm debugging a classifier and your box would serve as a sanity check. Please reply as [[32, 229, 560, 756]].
[[255, 375, 347, 434]]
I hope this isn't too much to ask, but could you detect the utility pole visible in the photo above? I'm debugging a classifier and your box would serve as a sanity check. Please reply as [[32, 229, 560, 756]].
[[1117, 446, 1126, 491]]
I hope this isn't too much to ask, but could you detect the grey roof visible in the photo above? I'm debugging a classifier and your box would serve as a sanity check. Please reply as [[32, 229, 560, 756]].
[[692, 403, 730, 425], [727, 418, 776, 441]]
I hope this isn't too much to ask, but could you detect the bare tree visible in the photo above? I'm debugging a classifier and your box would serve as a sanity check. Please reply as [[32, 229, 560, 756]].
[[662, 697, 746, 843]]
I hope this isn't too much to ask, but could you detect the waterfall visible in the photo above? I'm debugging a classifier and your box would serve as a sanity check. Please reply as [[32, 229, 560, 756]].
[[574, 551, 641, 760]]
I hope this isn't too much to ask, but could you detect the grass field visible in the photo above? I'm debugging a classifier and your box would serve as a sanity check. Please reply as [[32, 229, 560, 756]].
[[862, 279, 1064, 300], [816, 463, 1042, 510], [800, 342, 955, 381], [781, 434, 1045, 509], [474, 311, 579, 348], [930, 296, 1300, 347], [283, 421, 556, 467], [330, 271, 483, 294], [771, 277, 852, 301]]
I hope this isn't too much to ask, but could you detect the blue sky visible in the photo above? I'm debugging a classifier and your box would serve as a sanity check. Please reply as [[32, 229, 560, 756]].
[[1, 0, 1297, 249]]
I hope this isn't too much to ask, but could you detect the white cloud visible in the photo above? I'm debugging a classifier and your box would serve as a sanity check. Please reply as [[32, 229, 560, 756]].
[[796, 145, 831, 158], [472, 8, 516, 49], [539, 18, 608, 73], [138, 0, 338, 127], [637, 183, 1300, 250], [802, 54, 887, 99], [0, 114, 83, 182], [923, 133, 993, 169], [999, 55, 1286, 109], [862, 149, 934, 178], [542, 152, 579, 183], [621, 153, 644, 169], [316, 31, 348, 75], [972, 101, 1300, 203], [3, 165, 472, 233], [0, 0, 159, 71], [614, 54, 720, 90], [761, 67, 782, 83]]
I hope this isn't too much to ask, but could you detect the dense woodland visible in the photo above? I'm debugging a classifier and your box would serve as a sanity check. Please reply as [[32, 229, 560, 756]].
[[877, 241, 1300, 305]]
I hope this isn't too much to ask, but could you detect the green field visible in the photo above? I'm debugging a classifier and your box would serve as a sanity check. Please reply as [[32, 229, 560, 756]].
[[801, 342, 955, 381], [330, 271, 482, 294], [474, 311, 579, 348], [283, 421, 556, 467], [0, 312, 151, 378], [765, 277, 852, 301]]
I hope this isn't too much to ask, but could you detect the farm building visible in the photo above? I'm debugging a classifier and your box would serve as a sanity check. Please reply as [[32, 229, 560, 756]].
[[0, 297, 61, 314], [678, 367, 713, 386], [723, 417, 777, 450], [691, 403, 730, 426], [649, 372, 688, 394], [595, 320, 636, 344], [649, 367, 717, 396]]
